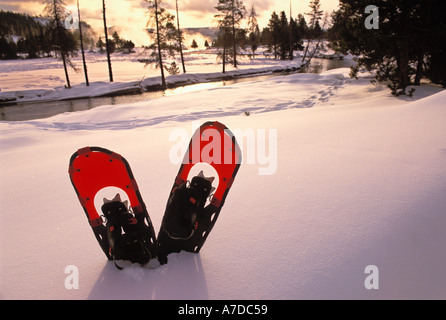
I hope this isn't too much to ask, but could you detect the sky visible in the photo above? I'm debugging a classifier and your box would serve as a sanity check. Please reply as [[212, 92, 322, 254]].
[[0, 0, 340, 46]]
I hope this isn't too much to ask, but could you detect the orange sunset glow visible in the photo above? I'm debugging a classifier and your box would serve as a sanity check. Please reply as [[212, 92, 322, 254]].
[[0, 0, 340, 46]]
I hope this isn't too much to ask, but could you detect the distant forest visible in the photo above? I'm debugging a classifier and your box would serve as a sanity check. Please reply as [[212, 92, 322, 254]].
[[0, 10, 98, 59], [0, 8, 324, 61]]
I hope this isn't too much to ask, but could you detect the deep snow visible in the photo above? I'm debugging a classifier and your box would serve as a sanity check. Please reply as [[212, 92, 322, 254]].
[[0, 48, 305, 104], [0, 67, 445, 300], [0, 44, 347, 105]]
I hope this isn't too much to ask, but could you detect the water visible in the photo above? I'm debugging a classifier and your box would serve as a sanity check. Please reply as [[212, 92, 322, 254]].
[[0, 58, 355, 122], [301, 57, 356, 74]]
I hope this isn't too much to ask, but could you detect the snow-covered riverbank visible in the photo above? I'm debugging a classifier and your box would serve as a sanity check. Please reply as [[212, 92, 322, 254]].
[[0, 48, 310, 104]]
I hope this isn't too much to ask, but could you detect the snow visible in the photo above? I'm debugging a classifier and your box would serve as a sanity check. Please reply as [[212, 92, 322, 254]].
[[0, 48, 303, 103], [1, 62, 446, 300]]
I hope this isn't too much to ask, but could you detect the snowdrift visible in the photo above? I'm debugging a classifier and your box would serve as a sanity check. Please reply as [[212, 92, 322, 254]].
[[0, 70, 445, 300]]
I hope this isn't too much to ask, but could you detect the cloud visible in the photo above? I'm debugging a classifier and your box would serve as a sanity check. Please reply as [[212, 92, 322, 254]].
[[0, 0, 44, 15], [180, 0, 216, 13], [1, 0, 339, 44], [174, 0, 276, 16], [248, 0, 276, 13]]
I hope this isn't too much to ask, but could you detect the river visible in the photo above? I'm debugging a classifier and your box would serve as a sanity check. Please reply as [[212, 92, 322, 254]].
[[0, 57, 355, 122]]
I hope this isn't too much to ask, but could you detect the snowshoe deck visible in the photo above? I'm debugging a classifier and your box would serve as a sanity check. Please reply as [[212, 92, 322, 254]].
[[157, 121, 242, 264], [69, 147, 158, 265]]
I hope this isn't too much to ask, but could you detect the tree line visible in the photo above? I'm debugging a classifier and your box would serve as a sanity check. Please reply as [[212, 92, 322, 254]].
[[0, 1, 135, 88], [0, 9, 76, 60], [329, 0, 446, 94], [146, 0, 326, 87], [0, 9, 98, 60], [1, 0, 325, 91], [2, 0, 444, 94], [1, 0, 325, 90], [213, 0, 325, 66]]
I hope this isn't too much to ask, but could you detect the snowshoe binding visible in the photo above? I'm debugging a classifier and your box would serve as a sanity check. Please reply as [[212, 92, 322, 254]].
[[162, 171, 215, 240], [102, 194, 153, 269]]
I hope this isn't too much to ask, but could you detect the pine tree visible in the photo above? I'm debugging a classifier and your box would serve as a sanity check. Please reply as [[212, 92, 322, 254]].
[[247, 5, 260, 58], [112, 31, 123, 48], [145, 0, 177, 89], [247, 5, 258, 35], [109, 31, 135, 53], [266, 11, 280, 59], [297, 14, 308, 39], [331, 0, 446, 94], [307, 0, 323, 30], [39, 23, 53, 57], [122, 40, 135, 53], [165, 61, 180, 75], [290, 16, 304, 52], [214, 6, 231, 73], [96, 37, 105, 52], [43, 0, 78, 89], [215, 0, 246, 69], [302, 0, 323, 63], [0, 36, 18, 59], [278, 11, 290, 60]]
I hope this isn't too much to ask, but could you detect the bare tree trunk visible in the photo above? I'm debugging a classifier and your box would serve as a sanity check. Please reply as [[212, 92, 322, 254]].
[[232, 0, 237, 68], [302, 38, 311, 63], [155, 0, 166, 89], [78, 0, 89, 86], [53, 0, 71, 88], [222, 39, 226, 74], [414, 53, 424, 86], [102, 0, 113, 82], [176, 0, 186, 73], [397, 45, 410, 91], [61, 52, 71, 88], [289, 0, 293, 60]]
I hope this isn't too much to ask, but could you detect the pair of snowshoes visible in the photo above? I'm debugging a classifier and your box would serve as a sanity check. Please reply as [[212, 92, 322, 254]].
[[69, 121, 241, 269]]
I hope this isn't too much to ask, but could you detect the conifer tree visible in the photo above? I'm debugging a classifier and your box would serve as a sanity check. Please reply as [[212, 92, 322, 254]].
[[43, 0, 78, 89], [96, 37, 105, 52], [215, 0, 246, 69], [247, 5, 260, 58], [145, 0, 177, 89], [278, 11, 290, 60], [302, 0, 323, 63], [331, 0, 446, 94], [266, 11, 280, 59], [0, 36, 18, 59]]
